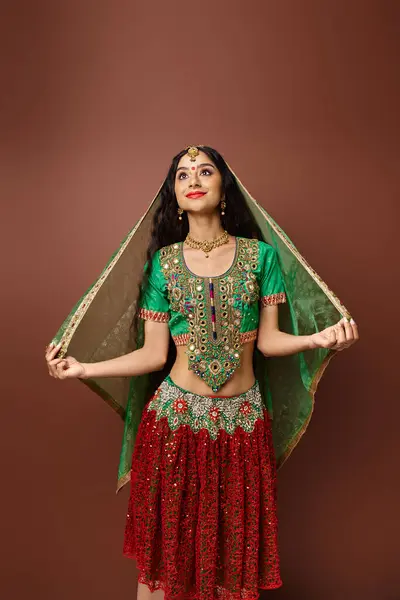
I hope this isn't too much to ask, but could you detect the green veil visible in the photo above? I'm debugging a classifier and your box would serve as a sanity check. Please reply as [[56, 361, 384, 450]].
[[50, 162, 352, 493]]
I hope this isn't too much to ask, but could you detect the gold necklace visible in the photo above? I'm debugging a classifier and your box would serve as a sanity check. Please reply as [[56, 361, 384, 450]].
[[185, 230, 230, 258]]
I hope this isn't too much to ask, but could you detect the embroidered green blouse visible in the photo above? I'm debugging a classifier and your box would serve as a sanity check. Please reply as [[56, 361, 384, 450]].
[[138, 237, 286, 392]]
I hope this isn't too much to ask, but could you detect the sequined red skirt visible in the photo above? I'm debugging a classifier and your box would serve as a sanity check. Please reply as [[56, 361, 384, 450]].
[[123, 376, 282, 599]]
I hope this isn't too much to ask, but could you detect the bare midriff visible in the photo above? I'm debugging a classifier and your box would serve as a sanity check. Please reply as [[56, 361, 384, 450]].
[[169, 341, 256, 397]]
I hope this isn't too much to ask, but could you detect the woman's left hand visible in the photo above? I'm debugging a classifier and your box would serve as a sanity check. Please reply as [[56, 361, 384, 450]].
[[309, 317, 359, 351]]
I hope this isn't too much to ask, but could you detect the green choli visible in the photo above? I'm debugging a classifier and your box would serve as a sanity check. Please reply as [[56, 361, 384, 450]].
[[138, 237, 286, 392]]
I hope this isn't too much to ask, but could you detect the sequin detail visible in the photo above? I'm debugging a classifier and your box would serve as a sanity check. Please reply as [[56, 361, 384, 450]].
[[123, 378, 282, 598], [261, 292, 287, 307], [138, 307, 170, 322], [147, 377, 263, 438], [159, 239, 260, 392]]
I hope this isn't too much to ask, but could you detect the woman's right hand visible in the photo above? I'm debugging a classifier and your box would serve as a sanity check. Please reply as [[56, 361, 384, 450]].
[[45, 342, 87, 380]]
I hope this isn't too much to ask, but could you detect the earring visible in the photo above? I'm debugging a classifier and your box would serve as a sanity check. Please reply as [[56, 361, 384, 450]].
[[221, 200, 226, 216], [178, 207, 184, 221]]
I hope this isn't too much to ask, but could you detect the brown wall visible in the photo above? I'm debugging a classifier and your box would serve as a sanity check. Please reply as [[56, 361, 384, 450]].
[[1, 1, 399, 599]]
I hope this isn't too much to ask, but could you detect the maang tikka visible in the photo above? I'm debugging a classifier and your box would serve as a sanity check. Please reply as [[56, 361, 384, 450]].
[[179, 147, 199, 220], [186, 146, 200, 161]]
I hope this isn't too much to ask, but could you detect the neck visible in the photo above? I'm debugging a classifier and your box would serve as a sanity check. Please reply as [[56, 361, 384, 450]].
[[187, 213, 224, 241]]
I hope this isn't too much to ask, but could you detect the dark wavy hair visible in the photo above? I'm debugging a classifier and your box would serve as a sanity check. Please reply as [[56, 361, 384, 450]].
[[131, 146, 263, 389]]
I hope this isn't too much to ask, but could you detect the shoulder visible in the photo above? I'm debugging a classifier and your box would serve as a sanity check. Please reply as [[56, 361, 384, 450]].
[[237, 239, 280, 276], [237, 237, 275, 257], [154, 243, 182, 278], [159, 242, 181, 257], [257, 240, 276, 257], [144, 248, 165, 276], [157, 242, 181, 270]]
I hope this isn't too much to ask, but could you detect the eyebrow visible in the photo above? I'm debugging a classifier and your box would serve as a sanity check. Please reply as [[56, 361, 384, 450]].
[[176, 162, 216, 172]]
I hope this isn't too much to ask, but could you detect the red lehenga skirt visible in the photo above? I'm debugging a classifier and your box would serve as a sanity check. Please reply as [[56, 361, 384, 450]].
[[123, 375, 282, 599]]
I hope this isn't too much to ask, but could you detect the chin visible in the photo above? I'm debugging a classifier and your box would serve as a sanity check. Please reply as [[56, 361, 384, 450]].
[[186, 202, 220, 216]]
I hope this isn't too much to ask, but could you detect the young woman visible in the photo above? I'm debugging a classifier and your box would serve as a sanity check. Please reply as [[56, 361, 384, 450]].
[[45, 146, 358, 600]]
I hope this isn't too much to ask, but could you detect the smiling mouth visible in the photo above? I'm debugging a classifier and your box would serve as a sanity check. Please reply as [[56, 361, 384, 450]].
[[186, 192, 207, 199]]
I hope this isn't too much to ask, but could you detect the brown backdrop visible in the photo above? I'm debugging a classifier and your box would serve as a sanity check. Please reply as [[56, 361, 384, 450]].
[[1, 1, 399, 599]]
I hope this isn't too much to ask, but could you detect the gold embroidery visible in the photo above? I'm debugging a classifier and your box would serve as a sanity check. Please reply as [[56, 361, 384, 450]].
[[159, 243, 185, 312], [159, 238, 260, 392], [138, 308, 170, 322], [172, 329, 258, 346], [261, 292, 287, 306], [116, 471, 131, 494]]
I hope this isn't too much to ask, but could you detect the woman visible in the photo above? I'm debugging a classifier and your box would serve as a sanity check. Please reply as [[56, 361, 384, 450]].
[[45, 146, 358, 600]]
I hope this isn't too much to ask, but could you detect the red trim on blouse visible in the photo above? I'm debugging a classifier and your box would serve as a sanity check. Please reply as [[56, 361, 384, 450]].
[[261, 292, 287, 307], [138, 308, 170, 323]]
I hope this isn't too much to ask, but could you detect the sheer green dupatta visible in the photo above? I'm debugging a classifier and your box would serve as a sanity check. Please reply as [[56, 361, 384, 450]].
[[50, 170, 352, 494], [50, 194, 162, 492], [232, 171, 352, 472]]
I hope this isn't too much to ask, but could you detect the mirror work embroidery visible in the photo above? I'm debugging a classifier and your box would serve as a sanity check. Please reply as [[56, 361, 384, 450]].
[[159, 238, 260, 392]]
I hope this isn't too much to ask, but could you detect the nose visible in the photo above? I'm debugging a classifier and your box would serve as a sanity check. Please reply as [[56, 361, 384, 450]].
[[188, 170, 201, 188]]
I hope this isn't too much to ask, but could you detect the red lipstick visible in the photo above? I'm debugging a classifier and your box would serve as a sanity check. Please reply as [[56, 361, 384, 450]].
[[186, 192, 207, 199]]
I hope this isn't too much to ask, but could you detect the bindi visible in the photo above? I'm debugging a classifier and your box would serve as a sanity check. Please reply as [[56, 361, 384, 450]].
[[191, 166, 196, 170]]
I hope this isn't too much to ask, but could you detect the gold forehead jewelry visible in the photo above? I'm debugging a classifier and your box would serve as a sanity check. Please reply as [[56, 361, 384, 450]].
[[186, 146, 200, 162], [185, 230, 229, 258]]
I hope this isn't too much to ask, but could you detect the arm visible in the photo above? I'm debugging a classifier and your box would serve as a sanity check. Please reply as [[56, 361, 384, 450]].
[[257, 305, 358, 357], [81, 320, 170, 379], [256, 243, 358, 357], [257, 305, 313, 357]]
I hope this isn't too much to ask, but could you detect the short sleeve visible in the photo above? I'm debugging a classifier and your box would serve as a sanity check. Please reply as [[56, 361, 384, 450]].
[[259, 243, 287, 307], [138, 250, 170, 322]]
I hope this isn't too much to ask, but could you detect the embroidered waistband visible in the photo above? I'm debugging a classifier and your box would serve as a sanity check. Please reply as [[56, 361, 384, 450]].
[[172, 329, 258, 347], [147, 376, 264, 439]]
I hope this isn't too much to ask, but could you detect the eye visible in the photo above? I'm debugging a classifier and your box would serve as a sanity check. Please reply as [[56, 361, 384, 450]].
[[200, 168, 213, 176], [177, 172, 188, 180]]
